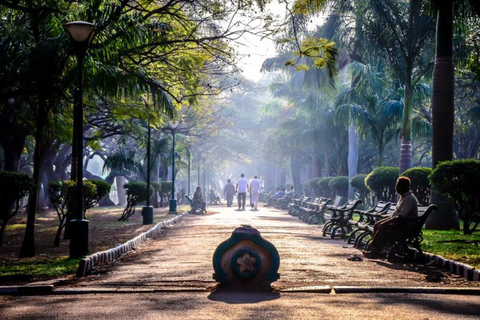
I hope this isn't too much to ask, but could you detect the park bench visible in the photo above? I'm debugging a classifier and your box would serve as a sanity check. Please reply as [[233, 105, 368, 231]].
[[274, 194, 297, 210], [300, 197, 333, 225], [384, 204, 438, 262], [185, 195, 207, 215], [259, 191, 272, 203], [353, 204, 398, 249], [347, 201, 392, 245], [296, 197, 323, 219], [322, 199, 363, 239], [288, 196, 311, 216], [326, 195, 342, 209]]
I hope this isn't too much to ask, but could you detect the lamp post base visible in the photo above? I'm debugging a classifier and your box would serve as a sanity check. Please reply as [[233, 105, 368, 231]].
[[169, 199, 177, 214], [142, 206, 154, 225], [69, 219, 89, 258]]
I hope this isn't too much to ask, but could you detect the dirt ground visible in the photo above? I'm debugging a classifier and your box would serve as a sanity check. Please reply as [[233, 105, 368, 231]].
[[0, 205, 178, 283]]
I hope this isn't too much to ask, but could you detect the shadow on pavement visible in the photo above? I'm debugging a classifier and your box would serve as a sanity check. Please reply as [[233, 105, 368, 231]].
[[207, 289, 280, 304]]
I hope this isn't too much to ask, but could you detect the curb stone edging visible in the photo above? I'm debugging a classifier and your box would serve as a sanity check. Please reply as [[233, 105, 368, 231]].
[[77, 213, 187, 277], [423, 252, 479, 282]]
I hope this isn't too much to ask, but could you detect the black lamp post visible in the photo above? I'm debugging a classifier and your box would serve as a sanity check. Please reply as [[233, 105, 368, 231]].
[[65, 21, 95, 258], [168, 121, 179, 214], [142, 121, 153, 224], [187, 147, 191, 196]]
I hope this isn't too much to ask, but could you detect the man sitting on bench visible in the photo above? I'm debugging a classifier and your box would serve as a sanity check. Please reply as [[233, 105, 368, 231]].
[[363, 176, 419, 259]]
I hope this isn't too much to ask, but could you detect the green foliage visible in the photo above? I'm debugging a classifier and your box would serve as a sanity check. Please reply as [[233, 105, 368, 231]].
[[0, 171, 34, 246], [365, 167, 399, 202], [401, 167, 432, 205], [328, 176, 349, 199], [49, 180, 111, 215], [48, 179, 111, 246], [429, 159, 480, 234], [0, 171, 34, 218], [120, 181, 154, 221], [84, 180, 111, 210], [317, 177, 334, 198], [152, 181, 172, 193], [304, 177, 321, 196], [350, 174, 372, 206]]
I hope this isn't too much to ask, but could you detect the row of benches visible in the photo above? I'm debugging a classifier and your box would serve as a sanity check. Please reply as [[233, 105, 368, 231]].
[[282, 194, 437, 262]]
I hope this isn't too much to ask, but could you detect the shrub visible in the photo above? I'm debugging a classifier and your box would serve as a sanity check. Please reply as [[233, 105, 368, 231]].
[[304, 177, 322, 196], [401, 167, 432, 205], [152, 181, 172, 207], [0, 171, 34, 247], [120, 181, 154, 221], [49, 179, 111, 246], [429, 159, 480, 234], [350, 174, 372, 207], [317, 177, 334, 198], [365, 166, 399, 202], [84, 180, 111, 210], [329, 176, 349, 199]]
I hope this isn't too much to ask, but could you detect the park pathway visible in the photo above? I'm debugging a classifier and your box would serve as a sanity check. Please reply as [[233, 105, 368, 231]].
[[67, 205, 472, 291], [3, 205, 480, 320]]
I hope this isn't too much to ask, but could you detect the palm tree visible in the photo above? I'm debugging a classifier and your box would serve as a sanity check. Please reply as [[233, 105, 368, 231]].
[[335, 62, 404, 167], [426, 0, 480, 229]]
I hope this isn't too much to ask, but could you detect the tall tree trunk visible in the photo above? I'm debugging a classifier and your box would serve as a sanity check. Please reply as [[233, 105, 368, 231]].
[[399, 79, 414, 175], [426, 1, 459, 230], [324, 152, 330, 177], [116, 175, 127, 206], [0, 128, 27, 172], [347, 123, 359, 199], [19, 108, 48, 257], [311, 147, 323, 178], [290, 153, 301, 195]]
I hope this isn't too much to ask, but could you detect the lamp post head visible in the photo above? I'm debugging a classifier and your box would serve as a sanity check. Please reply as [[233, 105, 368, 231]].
[[168, 120, 180, 131], [65, 21, 96, 54]]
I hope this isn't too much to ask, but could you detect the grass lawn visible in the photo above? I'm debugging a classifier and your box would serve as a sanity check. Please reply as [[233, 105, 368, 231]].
[[422, 229, 480, 269]]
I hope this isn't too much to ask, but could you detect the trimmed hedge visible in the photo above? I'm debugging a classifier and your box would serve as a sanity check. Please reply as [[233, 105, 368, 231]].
[[365, 166, 399, 202], [429, 159, 480, 234], [317, 177, 334, 199], [350, 174, 372, 207], [401, 167, 432, 205], [329, 176, 349, 199]]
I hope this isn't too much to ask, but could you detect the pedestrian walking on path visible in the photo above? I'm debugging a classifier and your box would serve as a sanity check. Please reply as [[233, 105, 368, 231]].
[[235, 173, 248, 211], [249, 175, 261, 211], [223, 179, 235, 207]]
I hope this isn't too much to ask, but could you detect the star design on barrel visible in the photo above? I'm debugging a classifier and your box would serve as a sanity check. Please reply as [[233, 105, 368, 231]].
[[236, 252, 256, 273]]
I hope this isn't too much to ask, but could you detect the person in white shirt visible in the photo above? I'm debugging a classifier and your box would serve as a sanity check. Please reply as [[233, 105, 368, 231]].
[[235, 173, 249, 211], [363, 176, 419, 258], [249, 175, 261, 211]]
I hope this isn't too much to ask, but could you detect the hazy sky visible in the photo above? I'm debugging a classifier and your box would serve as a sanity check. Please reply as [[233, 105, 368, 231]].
[[234, 2, 286, 82]]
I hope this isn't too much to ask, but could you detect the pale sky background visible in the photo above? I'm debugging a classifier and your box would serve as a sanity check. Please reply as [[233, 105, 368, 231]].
[[233, 2, 287, 82]]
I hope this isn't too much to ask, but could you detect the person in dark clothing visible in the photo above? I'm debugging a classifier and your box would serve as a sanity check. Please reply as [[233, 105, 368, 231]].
[[363, 176, 419, 259]]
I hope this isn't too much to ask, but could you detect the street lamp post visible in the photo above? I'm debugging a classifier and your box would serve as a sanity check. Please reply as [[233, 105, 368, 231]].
[[168, 121, 180, 214], [65, 21, 95, 258], [142, 121, 153, 224], [187, 147, 191, 196]]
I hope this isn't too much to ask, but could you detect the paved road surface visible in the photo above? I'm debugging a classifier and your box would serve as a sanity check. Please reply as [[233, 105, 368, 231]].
[[1, 205, 480, 319]]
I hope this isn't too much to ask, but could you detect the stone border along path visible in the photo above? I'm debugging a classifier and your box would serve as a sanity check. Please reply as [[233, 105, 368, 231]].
[[77, 213, 187, 277], [423, 252, 480, 282]]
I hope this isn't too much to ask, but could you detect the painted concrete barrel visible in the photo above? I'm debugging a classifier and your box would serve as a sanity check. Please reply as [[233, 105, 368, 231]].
[[212, 225, 280, 290]]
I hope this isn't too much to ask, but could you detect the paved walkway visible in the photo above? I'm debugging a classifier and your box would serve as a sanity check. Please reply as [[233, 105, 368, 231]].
[[68, 205, 477, 291], [2, 205, 480, 320]]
